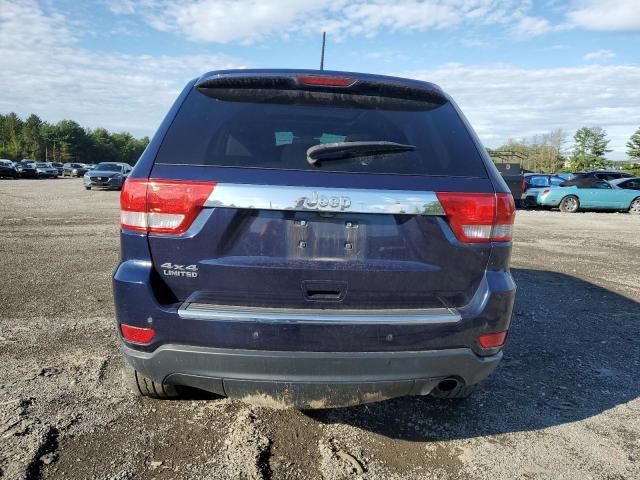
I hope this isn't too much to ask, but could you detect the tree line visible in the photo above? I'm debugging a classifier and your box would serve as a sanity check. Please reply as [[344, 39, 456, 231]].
[[491, 126, 640, 176], [0, 112, 149, 165], [2, 111, 640, 175]]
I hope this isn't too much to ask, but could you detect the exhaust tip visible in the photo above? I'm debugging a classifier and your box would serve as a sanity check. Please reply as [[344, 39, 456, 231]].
[[434, 377, 460, 393]]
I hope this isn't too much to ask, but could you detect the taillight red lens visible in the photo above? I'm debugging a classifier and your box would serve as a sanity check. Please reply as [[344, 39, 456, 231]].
[[492, 193, 516, 242], [478, 331, 508, 349], [297, 75, 357, 87], [436, 192, 515, 243], [120, 179, 148, 232], [120, 324, 156, 344], [120, 179, 216, 235]]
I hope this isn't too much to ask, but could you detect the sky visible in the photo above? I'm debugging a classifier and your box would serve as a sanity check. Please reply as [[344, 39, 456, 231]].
[[1, 0, 639, 159]]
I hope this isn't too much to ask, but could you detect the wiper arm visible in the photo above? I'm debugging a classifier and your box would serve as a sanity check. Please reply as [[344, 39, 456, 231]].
[[306, 141, 415, 166]]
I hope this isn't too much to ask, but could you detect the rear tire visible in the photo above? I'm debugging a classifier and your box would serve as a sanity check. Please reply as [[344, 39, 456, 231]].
[[559, 195, 579, 213], [85, 186, 91, 190], [127, 367, 179, 399], [629, 197, 640, 215], [431, 380, 476, 399]]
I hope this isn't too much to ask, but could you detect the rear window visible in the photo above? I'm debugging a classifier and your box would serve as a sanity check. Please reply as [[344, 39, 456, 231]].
[[95, 163, 122, 171], [549, 176, 565, 186], [155, 90, 487, 177], [528, 176, 549, 187]]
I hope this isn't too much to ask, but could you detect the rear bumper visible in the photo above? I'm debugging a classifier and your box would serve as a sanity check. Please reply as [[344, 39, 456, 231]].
[[121, 342, 501, 408], [114, 238, 515, 407]]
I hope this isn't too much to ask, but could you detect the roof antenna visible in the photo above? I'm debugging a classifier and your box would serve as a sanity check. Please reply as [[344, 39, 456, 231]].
[[320, 32, 326, 70]]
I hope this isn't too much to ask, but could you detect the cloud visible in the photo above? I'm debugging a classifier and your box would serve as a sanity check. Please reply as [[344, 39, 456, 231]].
[[0, 0, 245, 136], [583, 49, 617, 62], [107, 0, 556, 43], [401, 63, 640, 157], [2, 1, 637, 159], [510, 14, 552, 38], [567, 0, 640, 31]]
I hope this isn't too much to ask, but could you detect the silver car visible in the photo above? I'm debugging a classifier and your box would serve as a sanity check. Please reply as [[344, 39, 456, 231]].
[[35, 162, 59, 179]]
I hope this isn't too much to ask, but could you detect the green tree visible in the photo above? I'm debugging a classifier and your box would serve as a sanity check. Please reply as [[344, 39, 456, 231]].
[[570, 127, 611, 170], [22, 114, 45, 159], [0, 111, 149, 164], [111, 132, 148, 165], [88, 128, 118, 164], [626, 127, 640, 161], [54, 120, 89, 162], [0, 112, 24, 159]]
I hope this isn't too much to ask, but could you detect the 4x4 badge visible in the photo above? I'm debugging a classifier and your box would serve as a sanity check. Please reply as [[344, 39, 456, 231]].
[[160, 263, 198, 278]]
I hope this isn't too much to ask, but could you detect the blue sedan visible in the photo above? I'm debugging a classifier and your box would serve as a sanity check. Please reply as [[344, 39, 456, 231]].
[[539, 178, 640, 214]]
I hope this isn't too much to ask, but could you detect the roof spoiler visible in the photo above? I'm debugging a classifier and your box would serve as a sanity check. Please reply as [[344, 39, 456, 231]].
[[195, 73, 447, 110]]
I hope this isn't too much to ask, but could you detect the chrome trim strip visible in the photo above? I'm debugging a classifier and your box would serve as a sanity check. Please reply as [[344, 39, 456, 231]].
[[205, 184, 444, 215], [179, 303, 461, 325]]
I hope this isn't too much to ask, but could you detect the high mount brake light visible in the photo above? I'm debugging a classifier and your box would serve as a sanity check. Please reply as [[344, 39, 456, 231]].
[[297, 75, 357, 87], [436, 192, 515, 243], [120, 179, 216, 235]]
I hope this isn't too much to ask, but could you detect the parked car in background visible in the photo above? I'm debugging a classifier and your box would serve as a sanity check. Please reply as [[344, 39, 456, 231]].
[[83, 162, 131, 190], [555, 173, 574, 181], [114, 69, 517, 407], [0, 159, 18, 178], [62, 163, 87, 177], [610, 177, 640, 191], [539, 177, 640, 214], [35, 162, 59, 178], [561, 171, 633, 186], [51, 162, 64, 175], [15, 161, 38, 178], [495, 163, 523, 207], [521, 173, 567, 207]]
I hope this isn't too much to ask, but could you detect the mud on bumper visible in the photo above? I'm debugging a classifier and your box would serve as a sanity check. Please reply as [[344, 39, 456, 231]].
[[121, 343, 501, 408]]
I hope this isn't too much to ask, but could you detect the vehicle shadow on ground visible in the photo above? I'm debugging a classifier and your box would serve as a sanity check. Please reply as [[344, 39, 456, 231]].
[[306, 268, 640, 441]]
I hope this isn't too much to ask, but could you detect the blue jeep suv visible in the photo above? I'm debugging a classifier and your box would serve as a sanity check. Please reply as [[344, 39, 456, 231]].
[[114, 69, 516, 408]]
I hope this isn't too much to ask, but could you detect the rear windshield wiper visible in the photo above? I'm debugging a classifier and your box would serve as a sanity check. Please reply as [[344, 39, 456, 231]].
[[306, 141, 415, 166]]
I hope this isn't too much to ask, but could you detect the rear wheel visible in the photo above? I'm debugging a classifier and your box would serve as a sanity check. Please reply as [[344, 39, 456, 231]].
[[559, 195, 579, 213], [85, 186, 91, 190], [629, 197, 640, 215], [126, 367, 179, 399]]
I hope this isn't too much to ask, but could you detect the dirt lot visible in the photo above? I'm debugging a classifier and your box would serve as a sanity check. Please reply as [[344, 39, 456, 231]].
[[1, 179, 639, 480]]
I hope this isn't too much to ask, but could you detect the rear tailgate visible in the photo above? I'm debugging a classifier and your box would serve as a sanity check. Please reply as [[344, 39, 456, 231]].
[[127, 72, 509, 312]]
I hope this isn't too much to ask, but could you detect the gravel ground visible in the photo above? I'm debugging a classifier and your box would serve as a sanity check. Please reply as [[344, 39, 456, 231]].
[[0, 179, 639, 480]]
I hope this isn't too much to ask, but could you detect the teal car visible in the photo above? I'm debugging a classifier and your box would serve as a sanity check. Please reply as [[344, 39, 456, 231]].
[[539, 177, 640, 214]]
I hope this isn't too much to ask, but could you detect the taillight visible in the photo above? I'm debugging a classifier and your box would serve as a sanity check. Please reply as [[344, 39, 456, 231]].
[[120, 324, 156, 344], [492, 193, 516, 242], [521, 179, 526, 192], [436, 192, 515, 243], [120, 179, 216, 235], [542, 189, 550, 195], [297, 75, 357, 87]]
